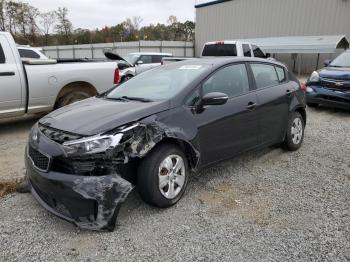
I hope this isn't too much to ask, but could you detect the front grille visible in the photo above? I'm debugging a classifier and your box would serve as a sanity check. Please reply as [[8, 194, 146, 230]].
[[320, 78, 350, 91], [28, 145, 50, 172], [38, 123, 82, 144]]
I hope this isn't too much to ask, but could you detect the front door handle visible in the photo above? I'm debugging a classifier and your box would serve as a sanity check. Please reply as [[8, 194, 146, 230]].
[[246, 102, 257, 110], [0, 72, 15, 76], [286, 90, 292, 96]]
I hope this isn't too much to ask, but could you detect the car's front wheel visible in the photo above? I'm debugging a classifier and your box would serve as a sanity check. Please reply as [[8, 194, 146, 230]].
[[137, 143, 188, 207], [282, 111, 305, 151]]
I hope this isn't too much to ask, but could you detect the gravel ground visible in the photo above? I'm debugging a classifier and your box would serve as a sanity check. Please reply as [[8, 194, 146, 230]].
[[0, 107, 349, 261]]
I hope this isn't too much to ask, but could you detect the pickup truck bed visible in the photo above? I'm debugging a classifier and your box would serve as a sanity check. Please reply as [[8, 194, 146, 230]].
[[0, 32, 120, 119]]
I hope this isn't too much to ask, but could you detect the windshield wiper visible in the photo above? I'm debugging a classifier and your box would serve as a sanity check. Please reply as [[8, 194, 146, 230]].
[[121, 96, 153, 102], [105, 96, 129, 102]]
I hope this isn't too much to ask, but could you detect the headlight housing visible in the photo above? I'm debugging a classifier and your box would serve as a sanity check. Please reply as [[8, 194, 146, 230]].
[[309, 71, 319, 83], [61, 123, 139, 156], [62, 134, 123, 156]]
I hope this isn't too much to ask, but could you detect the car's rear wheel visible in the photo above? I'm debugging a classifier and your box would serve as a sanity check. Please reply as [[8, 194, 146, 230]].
[[282, 111, 305, 151], [307, 103, 318, 108], [57, 91, 91, 108], [137, 143, 188, 207]]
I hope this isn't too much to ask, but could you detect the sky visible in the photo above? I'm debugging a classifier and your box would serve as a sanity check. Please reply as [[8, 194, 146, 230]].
[[24, 0, 211, 29]]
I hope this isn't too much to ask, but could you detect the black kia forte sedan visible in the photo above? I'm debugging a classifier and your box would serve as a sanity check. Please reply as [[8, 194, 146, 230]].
[[26, 57, 306, 231]]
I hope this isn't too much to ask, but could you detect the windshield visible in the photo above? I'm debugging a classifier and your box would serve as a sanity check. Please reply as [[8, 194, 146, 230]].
[[330, 51, 350, 67], [125, 54, 140, 65], [106, 64, 209, 101]]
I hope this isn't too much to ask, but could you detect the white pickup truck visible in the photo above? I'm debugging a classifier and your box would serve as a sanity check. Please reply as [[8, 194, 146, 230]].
[[0, 32, 120, 119], [162, 40, 267, 64]]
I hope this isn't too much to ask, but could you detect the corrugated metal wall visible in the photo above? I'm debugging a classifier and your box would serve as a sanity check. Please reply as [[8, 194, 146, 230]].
[[195, 0, 350, 73]]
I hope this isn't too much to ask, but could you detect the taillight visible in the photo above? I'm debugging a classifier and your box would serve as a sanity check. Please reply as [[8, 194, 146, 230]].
[[300, 82, 307, 92], [114, 68, 120, 85]]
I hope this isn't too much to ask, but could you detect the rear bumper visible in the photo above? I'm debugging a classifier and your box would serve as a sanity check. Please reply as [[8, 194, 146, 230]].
[[306, 85, 350, 110], [26, 148, 133, 231]]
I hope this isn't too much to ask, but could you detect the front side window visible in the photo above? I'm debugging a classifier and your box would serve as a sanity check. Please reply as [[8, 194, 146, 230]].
[[152, 55, 163, 63], [251, 63, 279, 89], [139, 55, 152, 64], [18, 49, 40, 59], [185, 89, 200, 106], [243, 44, 252, 57], [0, 44, 5, 63], [202, 64, 249, 98], [252, 45, 265, 58], [107, 63, 209, 101], [275, 66, 286, 82]]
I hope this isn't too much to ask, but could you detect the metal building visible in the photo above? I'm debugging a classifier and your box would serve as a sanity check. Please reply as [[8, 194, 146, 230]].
[[195, 0, 350, 73]]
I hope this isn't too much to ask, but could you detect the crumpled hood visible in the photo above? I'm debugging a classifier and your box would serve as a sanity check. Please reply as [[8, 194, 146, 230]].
[[319, 67, 350, 80], [39, 97, 170, 136]]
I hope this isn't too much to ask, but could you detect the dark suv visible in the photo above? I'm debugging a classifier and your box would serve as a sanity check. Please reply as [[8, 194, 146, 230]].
[[26, 57, 306, 231]]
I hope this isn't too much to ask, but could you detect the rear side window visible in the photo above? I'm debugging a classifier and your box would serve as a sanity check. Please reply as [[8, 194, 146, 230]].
[[252, 45, 265, 58], [202, 44, 237, 57], [275, 66, 286, 82], [0, 44, 5, 63], [243, 44, 252, 57], [202, 63, 249, 97], [18, 49, 40, 59], [251, 63, 280, 89]]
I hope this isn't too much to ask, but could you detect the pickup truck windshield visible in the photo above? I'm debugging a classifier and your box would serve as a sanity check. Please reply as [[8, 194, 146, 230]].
[[202, 44, 237, 56], [106, 64, 209, 101], [330, 52, 350, 67]]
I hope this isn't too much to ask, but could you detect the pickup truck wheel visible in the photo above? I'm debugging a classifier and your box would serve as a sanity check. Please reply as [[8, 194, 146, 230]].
[[137, 143, 189, 208], [57, 91, 91, 108], [282, 111, 305, 151]]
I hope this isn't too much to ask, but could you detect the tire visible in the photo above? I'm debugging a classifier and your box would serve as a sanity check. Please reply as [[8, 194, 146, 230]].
[[137, 143, 189, 208], [122, 75, 133, 83], [307, 103, 318, 108], [57, 91, 91, 108], [282, 111, 305, 151]]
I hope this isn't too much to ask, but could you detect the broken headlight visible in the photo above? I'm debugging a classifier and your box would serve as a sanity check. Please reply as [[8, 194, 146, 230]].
[[62, 134, 123, 156], [61, 123, 140, 157]]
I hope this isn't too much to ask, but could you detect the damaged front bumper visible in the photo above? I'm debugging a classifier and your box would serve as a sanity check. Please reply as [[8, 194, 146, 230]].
[[25, 141, 133, 231]]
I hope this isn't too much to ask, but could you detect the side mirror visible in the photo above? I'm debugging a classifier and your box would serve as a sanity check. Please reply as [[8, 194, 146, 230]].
[[136, 60, 144, 65], [323, 59, 332, 67], [201, 92, 228, 106]]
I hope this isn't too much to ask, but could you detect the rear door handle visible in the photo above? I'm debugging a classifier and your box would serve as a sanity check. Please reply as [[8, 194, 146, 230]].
[[246, 102, 257, 110], [0, 72, 15, 76]]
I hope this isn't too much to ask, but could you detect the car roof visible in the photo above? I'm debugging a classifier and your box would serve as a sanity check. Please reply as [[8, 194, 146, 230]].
[[163, 57, 288, 69], [129, 52, 172, 56], [204, 40, 253, 45]]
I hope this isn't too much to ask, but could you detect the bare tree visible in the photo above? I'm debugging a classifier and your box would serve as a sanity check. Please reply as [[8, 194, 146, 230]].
[[39, 11, 56, 45], [0, 0, 6, 31], [131, 16, 143, 31], [55, 7, 73, 44]]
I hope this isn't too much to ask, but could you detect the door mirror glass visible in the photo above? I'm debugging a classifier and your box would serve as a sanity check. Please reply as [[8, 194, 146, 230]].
[[323, 59, 331, 67], [202, 92, 228, 106]]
